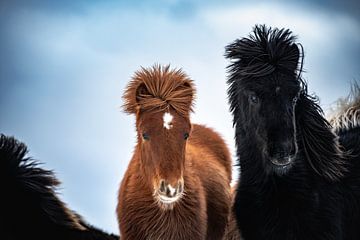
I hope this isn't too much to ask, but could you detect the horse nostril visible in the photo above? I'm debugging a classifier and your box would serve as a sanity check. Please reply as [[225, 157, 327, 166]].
[[159, 180, 166, 194], [177, 180, 184, 194]]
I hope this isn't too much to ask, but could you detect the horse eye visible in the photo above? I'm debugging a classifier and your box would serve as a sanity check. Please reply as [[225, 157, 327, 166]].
[[184, 133, 189, 140], [249, 93, 259, 104], [142, 133, 150, 140]]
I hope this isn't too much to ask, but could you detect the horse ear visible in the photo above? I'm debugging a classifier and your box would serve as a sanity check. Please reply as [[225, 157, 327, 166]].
[[288, 43, 300, 73], [182, 81, 194, 96], [123, 82, 150, 114], [182, 81, 191, 88], [181, 80, 195, 112], [136, 82, 150, 104]]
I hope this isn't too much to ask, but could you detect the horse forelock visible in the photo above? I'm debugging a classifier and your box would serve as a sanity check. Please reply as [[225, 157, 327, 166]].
[[122, 64, 195, 117], [225, 25, 307, 120]]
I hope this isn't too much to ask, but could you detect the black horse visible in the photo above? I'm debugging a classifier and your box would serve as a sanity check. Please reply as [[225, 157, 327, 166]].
[[225, 25, 360, 240], [0, 134, 119, 240]]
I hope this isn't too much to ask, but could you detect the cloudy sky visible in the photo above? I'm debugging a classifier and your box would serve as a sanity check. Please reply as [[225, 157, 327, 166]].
[[1, 0, 359, 234]]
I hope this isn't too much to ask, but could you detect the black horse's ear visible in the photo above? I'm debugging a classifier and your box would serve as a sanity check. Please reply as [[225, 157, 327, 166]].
[[288, 43, 300, 73]]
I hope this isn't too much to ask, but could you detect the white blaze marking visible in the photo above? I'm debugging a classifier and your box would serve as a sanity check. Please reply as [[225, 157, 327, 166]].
[[167, 184, 176, 196], [163, 112, 173, 130]]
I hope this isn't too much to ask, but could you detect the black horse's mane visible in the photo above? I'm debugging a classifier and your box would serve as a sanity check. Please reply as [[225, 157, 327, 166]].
[[0, 135, 85, 229], [0, 134, 118, 240], [225, 24, 347, 181]]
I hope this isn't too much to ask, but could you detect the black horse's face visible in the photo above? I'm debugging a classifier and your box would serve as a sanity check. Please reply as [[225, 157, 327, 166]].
[[239, 76, 301, 175]]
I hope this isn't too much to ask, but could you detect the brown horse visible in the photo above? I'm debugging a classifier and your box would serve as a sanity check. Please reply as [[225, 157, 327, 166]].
[[117, 65, 232, 240]]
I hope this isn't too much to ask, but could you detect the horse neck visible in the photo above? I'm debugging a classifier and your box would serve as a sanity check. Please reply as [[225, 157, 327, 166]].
[[235, 131, 268, 185]]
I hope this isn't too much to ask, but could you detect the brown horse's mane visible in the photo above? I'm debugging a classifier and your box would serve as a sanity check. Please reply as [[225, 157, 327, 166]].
[[123, 64, 195, 116]]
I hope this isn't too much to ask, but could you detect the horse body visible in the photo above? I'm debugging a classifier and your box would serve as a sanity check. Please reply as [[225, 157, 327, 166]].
[[225, 25, 360, 240], [332, 89, 360, 239], [117, 66, 231, 240], [234, 165, 347, 240]]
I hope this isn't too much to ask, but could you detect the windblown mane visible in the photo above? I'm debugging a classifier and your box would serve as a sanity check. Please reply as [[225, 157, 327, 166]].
[[329, 82, 360, 133], [225, 25, 305, 120], [122, 65, 195, 116], [296, 95, 348, 181], [0, 134, 84, 230], [1, 134, 119, 239], [225, 24, 347, 181]]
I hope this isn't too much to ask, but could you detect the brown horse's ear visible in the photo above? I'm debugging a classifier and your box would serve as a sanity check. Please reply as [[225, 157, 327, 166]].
[[182, 81, 191, 88], [136, 83, 149, 104], [176, 80, 194, 101], [133, 82, 150, 115], [181, 80, 195, 113], [123, 82, 150, 114]]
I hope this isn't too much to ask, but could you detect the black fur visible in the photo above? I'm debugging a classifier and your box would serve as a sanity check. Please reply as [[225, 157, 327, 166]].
[[0, 134, 119, 240], [225, 25, 360, 240]]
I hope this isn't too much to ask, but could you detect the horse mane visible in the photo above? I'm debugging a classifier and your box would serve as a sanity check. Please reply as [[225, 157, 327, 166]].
[[296, 94, 348, 181], [0, 134, 85, 230], [329, 82, 360, 133], [122, 64, 195, 116], [1, 134, 119, 239], [225, 24, 347, 181]]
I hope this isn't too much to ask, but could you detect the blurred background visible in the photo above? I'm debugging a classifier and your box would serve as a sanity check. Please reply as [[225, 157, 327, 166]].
[[1, 0, 359, 234]]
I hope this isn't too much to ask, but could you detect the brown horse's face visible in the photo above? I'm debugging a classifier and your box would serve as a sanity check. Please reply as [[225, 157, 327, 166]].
[[137, 108, 191, 209]]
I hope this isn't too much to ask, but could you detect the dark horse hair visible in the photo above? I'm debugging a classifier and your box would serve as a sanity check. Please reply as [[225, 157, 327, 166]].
[[225, 25, 360, 240], [0, 134, 119, 240]]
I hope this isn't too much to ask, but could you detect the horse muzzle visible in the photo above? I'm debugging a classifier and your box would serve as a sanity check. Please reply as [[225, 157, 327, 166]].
[[154, 179, 184, 207]]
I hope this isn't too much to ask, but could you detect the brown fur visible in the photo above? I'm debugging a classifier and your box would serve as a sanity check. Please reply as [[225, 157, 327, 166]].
[[117, 65, 232, 240], [122, 64, 195, 116], [223, 185, 242, 240]]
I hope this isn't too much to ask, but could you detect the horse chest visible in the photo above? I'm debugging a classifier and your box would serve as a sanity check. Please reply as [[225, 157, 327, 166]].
[[125, 205, 206, 240], [119, 191, 207, 240], [235, 189, 332, 240]]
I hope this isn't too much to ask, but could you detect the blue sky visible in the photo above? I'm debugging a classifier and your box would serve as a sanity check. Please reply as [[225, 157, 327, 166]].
[[1, 0, 359, 234]]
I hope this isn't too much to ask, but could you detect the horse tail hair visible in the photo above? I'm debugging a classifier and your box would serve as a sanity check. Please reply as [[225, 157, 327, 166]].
[[0, 134, 119, 240]]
